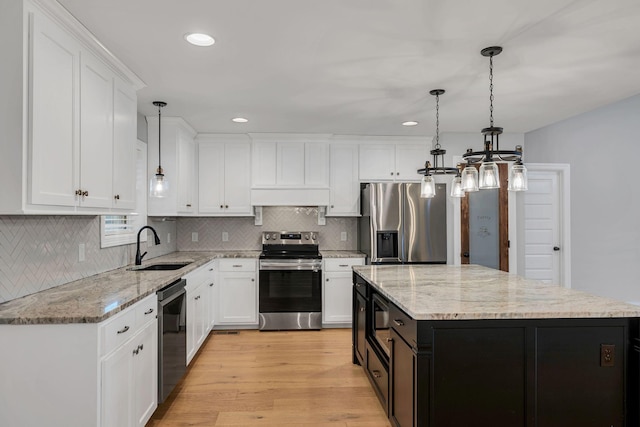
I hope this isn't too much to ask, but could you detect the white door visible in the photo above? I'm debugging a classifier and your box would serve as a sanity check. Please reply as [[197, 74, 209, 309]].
[[224, 143, 252, 214], [395, 144, 426, 182], [517, 164, 570, 287], [328, 143, 359, 216], [198, 142, 225, 213], [217, 273, 257, 324], [359, 144, 395, 181], [133, 321, 157, 427], [112, 78, 137, 210]]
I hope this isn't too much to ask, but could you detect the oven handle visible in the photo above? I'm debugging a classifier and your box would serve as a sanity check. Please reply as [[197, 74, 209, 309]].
[[259, 262, 322, 271]]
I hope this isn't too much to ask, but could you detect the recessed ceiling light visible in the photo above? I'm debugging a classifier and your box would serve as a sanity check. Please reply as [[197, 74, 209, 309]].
[[232, 117, 249, 123], [184, 33, 215, 47], [402, 121, 419, 126]]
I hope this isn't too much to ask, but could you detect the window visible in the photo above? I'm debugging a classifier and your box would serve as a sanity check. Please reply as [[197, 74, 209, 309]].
[[100, 140, 147, 248]]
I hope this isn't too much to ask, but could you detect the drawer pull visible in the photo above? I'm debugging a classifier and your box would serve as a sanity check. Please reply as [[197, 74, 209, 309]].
[[138, 344, 144, 351], [339, 264, 349, 267], [359, 307, 365, 312], [372, 370, 382, 378], [133, 348, 139, 356], [209, 283, 214, 287], [117, 326, 130, 334], [144, 308, 154, 315], [209, 268, 214, 271], [195, 295, 201, 300], [232, 264, 242, 268], [386, 337, 394, 342], [393, 319, 405, 326]]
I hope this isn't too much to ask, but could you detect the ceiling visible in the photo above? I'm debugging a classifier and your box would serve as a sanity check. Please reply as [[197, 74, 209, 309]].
[[58, 0, 640, 137]]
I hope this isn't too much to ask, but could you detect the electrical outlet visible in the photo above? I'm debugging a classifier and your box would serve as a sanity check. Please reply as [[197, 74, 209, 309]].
[[341, 231, 347, 241], [192, 232, 199, 242], [167, 233, 171, 243], [78, 243, 85, 262], [222, 231, 229, 242]]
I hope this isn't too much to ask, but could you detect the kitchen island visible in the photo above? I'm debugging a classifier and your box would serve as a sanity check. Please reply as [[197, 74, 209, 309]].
[[352, 264, 640, 427]]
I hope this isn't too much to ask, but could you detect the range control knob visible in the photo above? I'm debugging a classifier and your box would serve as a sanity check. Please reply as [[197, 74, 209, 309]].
[[304, 234, 310, 240], [272, 233, 278, 240], [311, 233, 317, 240], [265, 234, 270, 240]]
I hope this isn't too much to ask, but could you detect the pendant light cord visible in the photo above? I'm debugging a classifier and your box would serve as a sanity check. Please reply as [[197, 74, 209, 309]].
[[435, 92, 440, 149], [489, 54, 494, 127], [158, 104, 162, 168]]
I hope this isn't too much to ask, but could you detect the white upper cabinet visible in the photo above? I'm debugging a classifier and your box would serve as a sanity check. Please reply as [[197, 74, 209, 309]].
[[359, 140, 428, 182], [0, 0, 143, 214], [327, 142, 360, 216], [251, 135, 329, 188], [197, 135, 252, 216], [147, 118, 197, 216]]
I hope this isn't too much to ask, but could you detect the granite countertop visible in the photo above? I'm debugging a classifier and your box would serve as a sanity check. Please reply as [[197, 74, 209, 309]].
[[0, 251, 261, 325], [353, 264, 640, 320], [320, 250, 366, 258]]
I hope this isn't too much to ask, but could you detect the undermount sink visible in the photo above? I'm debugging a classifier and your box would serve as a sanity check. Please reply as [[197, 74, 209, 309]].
[[129, 262, 191, 271]]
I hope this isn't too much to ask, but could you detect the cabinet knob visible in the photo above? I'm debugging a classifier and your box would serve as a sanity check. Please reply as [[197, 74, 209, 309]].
[[186, 204, 192, 207], [393, 319, 405, 326], [133, 348, 139, 356], [209, 283, 214, 287], [372, 370, 382, 378], [326, 278, 330, 282], [390, 172, 393, 176], [138, 344, 144, 351], [386, 337, 394, 342], [75, 189, 82, 196], [220, 205, 224, 209], [251, 278, 255, 282], [396, 172, 399, 175], [331, 205, 334, 208], [359, 307, 365, 312], [83, 190, 89, 197], [553, 246, 561, 251], [114, 194, 120, 200], [225, 205, 229, 209]]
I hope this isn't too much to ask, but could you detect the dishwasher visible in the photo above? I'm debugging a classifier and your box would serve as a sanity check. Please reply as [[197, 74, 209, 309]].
[[157, 278, 187, 403]]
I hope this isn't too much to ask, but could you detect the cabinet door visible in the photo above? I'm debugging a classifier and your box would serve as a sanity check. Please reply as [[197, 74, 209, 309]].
[[198, 142, 225, 213], [323, 272, 353, 324], [217, 273, 257, 324], [224, 142, 252, 214], [177, 131, 195, 213], [102, 340, 134, 427], [79, 51, 113, 208], [133, 320, 158, 427], [112, 78, 137, 210], [29, 11, 80, 207], [354, 290, 367, 365], [251, 141, 277, 186], [359, 144, 395, 181], [276, 142, 305, 186], [390, 329, 415, 427], [395, 144, 426, 182], [304, 141, 328, 187], [328, 144, 359, 216]]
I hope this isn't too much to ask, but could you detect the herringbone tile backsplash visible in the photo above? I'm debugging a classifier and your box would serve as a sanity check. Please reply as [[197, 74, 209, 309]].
[[177, 207, 357, 251], [0, 216, 176, 303], [0, 207, 354, 304]]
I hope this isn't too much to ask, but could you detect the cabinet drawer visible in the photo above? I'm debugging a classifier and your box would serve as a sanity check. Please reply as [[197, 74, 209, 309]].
[[390, 302, 417, 347], [219, 258, 255, 272], [324, 258, 365, 272], [101, 307, 136, 356], [366, 344, 389, 412], [135, 294, 158, 328]]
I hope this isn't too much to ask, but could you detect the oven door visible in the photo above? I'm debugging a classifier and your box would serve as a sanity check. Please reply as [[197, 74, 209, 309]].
[[259, 260, 322, 313]]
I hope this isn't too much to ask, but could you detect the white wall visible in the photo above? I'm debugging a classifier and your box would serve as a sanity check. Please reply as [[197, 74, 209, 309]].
[[524, 94, 640, 303]]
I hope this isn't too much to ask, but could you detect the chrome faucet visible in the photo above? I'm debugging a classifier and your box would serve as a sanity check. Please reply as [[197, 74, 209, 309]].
[[135, 226, 161, 265]]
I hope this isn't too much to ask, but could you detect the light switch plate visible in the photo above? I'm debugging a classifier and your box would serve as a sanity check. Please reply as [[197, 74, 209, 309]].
[[78, 243, 85, 262], [192, 232, 198, 242], [341, 232, 347, 241], [222, 231, 229, 242]]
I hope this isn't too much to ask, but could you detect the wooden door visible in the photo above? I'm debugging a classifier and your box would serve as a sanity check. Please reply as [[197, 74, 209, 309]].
[[461, 163, 509, 271]]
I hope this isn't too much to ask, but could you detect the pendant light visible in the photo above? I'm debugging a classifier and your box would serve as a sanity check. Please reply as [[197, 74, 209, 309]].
[[150, 101, 168, 198], [461, 46, 528, 192], [417, 89, 461, 198]]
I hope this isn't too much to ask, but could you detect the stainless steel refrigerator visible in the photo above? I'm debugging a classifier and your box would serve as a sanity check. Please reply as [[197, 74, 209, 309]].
[[358, 182, 447, 264]]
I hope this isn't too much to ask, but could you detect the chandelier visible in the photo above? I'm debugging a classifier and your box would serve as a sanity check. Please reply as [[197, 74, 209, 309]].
[[417, 89, 464, 198], [461, 46, 528, 192]]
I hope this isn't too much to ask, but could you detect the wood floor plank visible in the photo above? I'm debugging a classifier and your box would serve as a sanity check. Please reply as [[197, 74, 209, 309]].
[[148, 329, 390, 426]]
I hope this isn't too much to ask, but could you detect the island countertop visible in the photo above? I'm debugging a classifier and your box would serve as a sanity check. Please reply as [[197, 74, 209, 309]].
[[353, 264, 640, 320]]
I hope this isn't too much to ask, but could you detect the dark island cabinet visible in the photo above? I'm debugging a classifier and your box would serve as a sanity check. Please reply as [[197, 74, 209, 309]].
[[353, 272, 640, 427]]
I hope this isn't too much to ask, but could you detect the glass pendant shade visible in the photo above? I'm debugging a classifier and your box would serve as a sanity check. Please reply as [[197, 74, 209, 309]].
[[479, 162, 500, 189], [150, 172, 168, 198], [420, 175, 436, 198], [450, 176, 465, 198], [461, 166, 479, 192], [508, 163, 528, 191]]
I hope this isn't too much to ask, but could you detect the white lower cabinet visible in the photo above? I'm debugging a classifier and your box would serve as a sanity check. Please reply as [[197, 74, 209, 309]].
[[185, 261, 215, 365], [100, 293, 158, 427], [214, 259, 258, 326], [323, 258, 365, 326]]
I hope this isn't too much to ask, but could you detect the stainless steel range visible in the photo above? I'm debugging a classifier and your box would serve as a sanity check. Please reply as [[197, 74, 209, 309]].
[[258, 231, 322, 330]]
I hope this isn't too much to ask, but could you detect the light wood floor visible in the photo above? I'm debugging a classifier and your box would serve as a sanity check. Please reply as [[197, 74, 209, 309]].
[[147, 329, 391, 427]]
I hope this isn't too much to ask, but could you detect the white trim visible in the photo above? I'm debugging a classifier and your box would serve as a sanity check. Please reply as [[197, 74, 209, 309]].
[[516, 163, 571, 288]]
